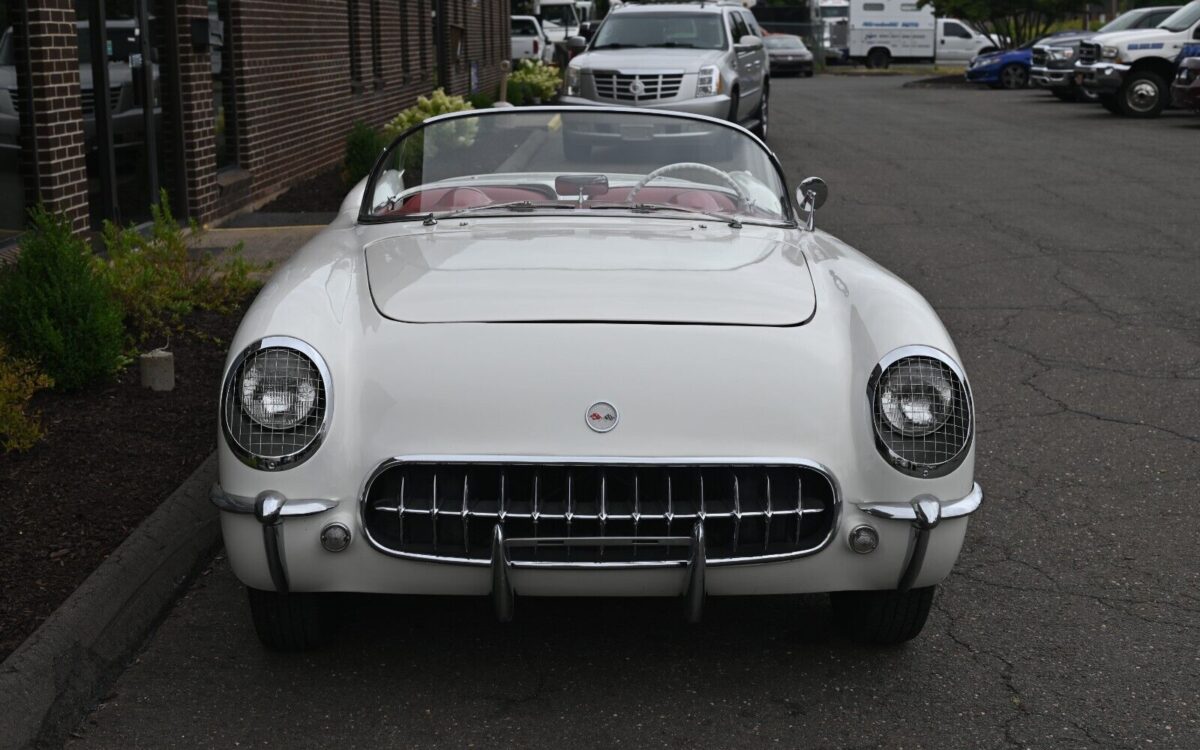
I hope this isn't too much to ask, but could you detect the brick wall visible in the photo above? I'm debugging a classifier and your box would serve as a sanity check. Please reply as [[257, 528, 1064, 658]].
[[20, 0, 89, 231], [194, 0, 511, 221]]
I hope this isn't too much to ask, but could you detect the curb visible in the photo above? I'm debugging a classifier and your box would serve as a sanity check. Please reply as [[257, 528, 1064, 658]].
[[0, 454, 220, 750]]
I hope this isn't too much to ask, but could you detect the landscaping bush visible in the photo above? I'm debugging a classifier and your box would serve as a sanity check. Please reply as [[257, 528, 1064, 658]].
[[508, 59, 562, 103], [96, 191, 260, 346], [383, 89, 476, 183], [0, 207, 124, 391], [0, 342, 53, 452], [343, 120, 387, 187], [468, 92, 496, 109]]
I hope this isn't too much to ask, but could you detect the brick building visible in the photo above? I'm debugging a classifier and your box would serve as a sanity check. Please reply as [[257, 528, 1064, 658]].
[[0, 0, 510, 241]]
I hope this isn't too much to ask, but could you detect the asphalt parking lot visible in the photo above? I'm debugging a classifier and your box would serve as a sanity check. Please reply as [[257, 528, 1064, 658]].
[[68, 76, 1200, 749]]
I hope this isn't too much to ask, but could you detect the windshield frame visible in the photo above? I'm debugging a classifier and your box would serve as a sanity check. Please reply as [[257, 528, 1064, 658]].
[[357, 106, 797, 229], [1160, 1, 1200, 31]]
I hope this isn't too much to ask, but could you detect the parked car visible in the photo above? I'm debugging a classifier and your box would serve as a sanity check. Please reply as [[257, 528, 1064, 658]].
[[847, 0, 999, 68], [212, 105, 983, 651], [764, 34, 814, 77], [1030, 6, 1180, 102], [1172, 45, 1200, 111], [561, 1, 770, 138], [966, 32, 1081, 90], [1076, 0, 1200, 117], [511, 15, 554, 65]]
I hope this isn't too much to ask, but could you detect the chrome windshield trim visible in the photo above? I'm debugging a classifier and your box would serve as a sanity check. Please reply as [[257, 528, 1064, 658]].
[[357, 455, 842, 569]]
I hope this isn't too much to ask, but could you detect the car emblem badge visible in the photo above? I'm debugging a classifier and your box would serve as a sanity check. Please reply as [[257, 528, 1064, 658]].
[[586, 402, 619, 433], [628, 79, 646, 96]]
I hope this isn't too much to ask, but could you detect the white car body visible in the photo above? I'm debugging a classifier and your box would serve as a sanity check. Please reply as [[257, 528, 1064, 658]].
[[511, 15, 554, 65], [214, 107, 981, 649], [848, 0, 997, 65]]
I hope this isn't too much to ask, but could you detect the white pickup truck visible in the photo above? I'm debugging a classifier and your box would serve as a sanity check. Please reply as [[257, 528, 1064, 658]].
[[1075, 0, 1200, 117], [847, 0, 999, 68], [511, 15, 553, 65]]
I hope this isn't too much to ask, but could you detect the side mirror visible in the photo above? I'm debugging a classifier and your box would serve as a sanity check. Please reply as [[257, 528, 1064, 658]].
[[738, 34, 763, 49], [796, 177, 828, 229], [567, 35, 588, 52]]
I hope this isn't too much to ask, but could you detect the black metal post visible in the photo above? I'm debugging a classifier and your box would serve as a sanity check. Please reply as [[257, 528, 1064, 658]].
[[18, 0, 41, 206], [135, 0, 158, 206], [160, 0, 189, 219], [89, 0, 118, 223]]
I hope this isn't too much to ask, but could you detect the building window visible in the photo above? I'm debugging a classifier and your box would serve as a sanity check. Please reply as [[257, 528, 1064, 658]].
[[348, 0, 362, 85], [369, 0, 382, 82], [211, 0, 237, 169]]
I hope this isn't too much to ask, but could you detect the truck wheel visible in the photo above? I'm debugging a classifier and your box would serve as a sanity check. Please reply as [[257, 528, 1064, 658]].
[[866, 48, 890, 70], [1075, 86, 1099, 103], [751, 84, 769, 140], [1098, 94, 1122, 115], [830, 586, 936, 645], [999, 63, 1028, 90], [1118, 71, 1167, 118], [247, 587, 339, 651]]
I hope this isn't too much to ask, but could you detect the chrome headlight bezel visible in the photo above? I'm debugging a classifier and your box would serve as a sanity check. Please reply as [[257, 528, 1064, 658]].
[[1101, 46, 1119, 60], [867, 345, 974, 478], [696, 65, 721, 97], [221, 336, 333, 471]]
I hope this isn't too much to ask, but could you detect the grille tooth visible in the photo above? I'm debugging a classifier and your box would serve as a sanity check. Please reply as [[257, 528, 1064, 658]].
[[364, 462, 838, 566]]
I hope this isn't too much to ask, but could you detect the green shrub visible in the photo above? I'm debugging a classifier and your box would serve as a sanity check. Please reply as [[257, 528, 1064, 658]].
[[383, 90, 477, 183], [0, 207, 124, 391], [0, 342, 53, 452], [343, 120, 387, 187], [96, 191, 260, 345], [467, 92, 496, 109], [382, 88, 475, 140], [508, 59, 562, 103]]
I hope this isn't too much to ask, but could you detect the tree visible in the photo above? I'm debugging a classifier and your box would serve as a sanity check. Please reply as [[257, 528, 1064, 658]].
[[918, 0, 1082, 48]]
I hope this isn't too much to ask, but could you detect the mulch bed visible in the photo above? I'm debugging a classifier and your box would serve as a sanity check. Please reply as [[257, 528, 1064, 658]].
[[0, 301, 250, 660], [260, 168, 346, 214]]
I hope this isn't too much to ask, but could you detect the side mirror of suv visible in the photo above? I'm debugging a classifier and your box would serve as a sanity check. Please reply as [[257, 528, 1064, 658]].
[[737, 35, 763, 49], [567, 35, 588, 52]]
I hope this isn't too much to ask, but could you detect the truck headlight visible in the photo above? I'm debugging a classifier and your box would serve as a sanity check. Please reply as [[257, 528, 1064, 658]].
[[697, 65, 722, 97], [222, 337, 332, 470], [566, 65, 581, 96], [1051, 48, 1074, 61], [1101, 46, 1119, 60], [869, 347, 973, 478]]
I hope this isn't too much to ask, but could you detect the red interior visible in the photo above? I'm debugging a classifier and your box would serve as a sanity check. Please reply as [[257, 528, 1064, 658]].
[[387, 185, 740, 215]]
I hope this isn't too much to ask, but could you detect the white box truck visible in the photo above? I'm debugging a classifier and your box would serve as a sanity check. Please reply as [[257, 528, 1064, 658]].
[[847, 0, 1000, 68]]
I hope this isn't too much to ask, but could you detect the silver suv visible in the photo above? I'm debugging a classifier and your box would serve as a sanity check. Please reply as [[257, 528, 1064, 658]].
[[560, 1, 770, 139]]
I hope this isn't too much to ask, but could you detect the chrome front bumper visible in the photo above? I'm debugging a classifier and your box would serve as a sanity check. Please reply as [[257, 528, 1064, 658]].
[[1029, 65, 1073, 88], [1075, 61, 1129, 93], [212, 481, 983, 621]]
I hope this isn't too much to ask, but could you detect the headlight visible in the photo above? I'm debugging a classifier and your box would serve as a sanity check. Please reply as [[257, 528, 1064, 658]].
[[222, 337, 331, 470], [1101, 46, 1119, 60], [697, 65, 722, 97], [868, 346, 973, 478], [566, 65, 581, 96], [1051, 47, 1074, 61]]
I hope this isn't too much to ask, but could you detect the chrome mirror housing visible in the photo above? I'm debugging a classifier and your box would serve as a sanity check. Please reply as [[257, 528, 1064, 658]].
[[796, 177, 829, 230]]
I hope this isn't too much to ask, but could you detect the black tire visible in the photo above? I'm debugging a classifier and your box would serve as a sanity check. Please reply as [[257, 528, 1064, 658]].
[[751, 83, 769, 140], [1117, 71, 1167, 118], [866, 48, 890, 70], [1098, 93, 1122, 115], [247, 587, 339, 651], [1076, 86, 1099, 103], [999, 63, 1028, 90], [727, 86, 741, 124], [830, 586, 935, 645], [804, 70, 814, 78]]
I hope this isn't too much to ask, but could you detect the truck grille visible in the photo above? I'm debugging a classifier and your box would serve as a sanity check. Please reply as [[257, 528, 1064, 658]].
[[592, 71, 684, 103], [362, 459, 839, 567], [1031, 47, 1048, 66], [1078, 42, 1099, 65]]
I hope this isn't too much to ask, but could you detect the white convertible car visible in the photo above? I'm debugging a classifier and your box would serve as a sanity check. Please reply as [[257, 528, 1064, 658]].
[[213, 107, 982, 650]]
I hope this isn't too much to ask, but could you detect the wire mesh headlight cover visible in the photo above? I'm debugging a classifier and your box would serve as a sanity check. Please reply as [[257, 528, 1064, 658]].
[[221, 337, 332, 471], [868, 346, 973, 478]]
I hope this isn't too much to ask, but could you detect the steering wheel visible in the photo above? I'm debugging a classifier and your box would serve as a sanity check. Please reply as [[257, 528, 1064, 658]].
[[626, 162, 751, 210]]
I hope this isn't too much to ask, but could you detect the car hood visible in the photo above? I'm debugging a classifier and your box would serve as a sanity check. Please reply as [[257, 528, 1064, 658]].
[[576, 47, 724, 70], [363, 219, 816, 325], [1037, 31, 1096, 47], [1089, 28, 1169, 46], [973, 49, 1028, 64]]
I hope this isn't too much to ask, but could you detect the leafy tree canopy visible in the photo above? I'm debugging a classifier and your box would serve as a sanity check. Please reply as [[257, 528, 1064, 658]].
[[919, 0, 1083, 47]]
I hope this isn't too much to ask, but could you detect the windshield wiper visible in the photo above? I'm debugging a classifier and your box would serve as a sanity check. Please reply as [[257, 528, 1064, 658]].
[[434, 200, 576, 221], [589, 202, 743, 228]]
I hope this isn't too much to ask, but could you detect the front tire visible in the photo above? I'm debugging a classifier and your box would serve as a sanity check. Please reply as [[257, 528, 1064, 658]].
[[751, 84, 769, 140], [830, 586, 936, 645], [247, 587, 339, 651], [1098, 93, 1122, 114], [866, 48, 890, 70], [1118, 71, 1167, 118], [999, 63, 1028, 90]]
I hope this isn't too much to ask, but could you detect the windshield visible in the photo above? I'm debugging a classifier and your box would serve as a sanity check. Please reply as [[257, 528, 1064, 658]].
[[1161, 1, 1200, 31], [765, 36, 808, 50], [362, 109, 790, 227], [822, 7, 849, 19], [592, 13, 727, 50]]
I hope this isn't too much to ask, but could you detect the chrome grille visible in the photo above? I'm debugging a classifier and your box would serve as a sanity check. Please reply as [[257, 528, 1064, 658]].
[[1031, 47, 1048, 67], [592, 71, 684, 102], [870, 354, 972, 477], [362, 459, 839, 567], [1078, 42, 1099, 65], [221, 340, 330, 470]]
